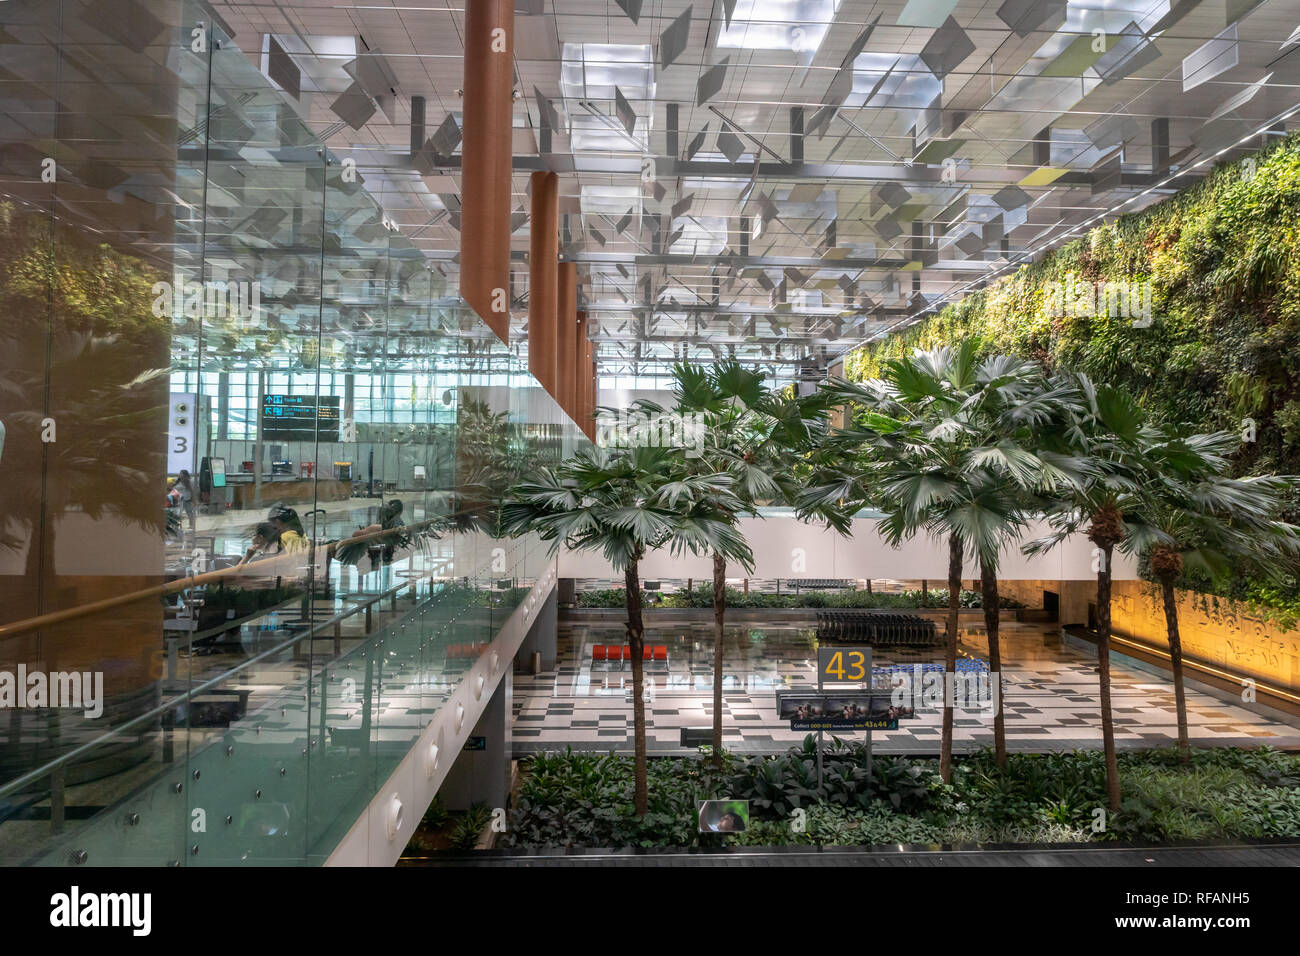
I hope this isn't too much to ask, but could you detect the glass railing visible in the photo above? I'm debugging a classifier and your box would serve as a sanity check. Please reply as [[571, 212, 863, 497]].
[[0, 0, 587, 865]]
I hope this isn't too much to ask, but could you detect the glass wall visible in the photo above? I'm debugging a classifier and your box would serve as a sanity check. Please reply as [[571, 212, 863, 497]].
[[0, 0, 582, 865]]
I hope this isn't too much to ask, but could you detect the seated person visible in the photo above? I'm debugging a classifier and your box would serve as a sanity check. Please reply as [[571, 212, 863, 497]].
[[237, 522, 280, 565], [268, 505, 308, 553]]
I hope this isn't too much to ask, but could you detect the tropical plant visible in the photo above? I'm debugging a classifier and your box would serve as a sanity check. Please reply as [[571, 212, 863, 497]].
[[1121, 429, 1300, 761], [448, 803, 492, 850], [635, 361, 830, 764], [804, 341, 1085, 777], [501, 444, 753, 814], [1025, 374, 1170, 809]]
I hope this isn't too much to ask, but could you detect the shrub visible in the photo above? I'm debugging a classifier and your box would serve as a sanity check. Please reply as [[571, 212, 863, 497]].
[[448, 803, 492, 850], [576, 585, 1024, 611], [499, 746, 1300, 850]]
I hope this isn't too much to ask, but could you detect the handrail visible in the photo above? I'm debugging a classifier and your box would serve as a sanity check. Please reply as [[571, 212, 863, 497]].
[[0, 555, 486, 800], [0, 512, 501, 641], [0, 552, 547, 801]]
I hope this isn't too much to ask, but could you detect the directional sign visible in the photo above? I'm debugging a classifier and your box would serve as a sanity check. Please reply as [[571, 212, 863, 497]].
[[817, 645, 872, 685]]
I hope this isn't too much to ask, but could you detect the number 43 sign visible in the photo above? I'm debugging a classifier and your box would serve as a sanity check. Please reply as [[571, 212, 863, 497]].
[[818, 646, 872, 686]]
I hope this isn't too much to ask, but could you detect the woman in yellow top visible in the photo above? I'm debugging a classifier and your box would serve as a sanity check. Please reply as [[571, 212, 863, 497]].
[[268, 505, 308, 552]]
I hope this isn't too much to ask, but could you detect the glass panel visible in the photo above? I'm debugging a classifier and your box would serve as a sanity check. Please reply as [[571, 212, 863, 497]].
[[0, 0, 588, 868]]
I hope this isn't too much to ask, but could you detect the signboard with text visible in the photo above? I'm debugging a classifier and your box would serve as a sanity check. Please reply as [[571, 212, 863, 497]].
[[817, 645, 872, 685], [168, 392, 196, 475], [261, 394, 340, 442], [776, 691, 914, 731]]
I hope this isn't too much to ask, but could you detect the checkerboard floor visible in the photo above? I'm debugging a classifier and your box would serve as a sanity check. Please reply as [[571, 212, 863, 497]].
[[511, 620, 1300, 755]]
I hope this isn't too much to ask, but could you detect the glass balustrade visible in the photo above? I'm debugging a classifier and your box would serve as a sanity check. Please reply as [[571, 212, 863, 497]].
[[0, 0, 586, 866]]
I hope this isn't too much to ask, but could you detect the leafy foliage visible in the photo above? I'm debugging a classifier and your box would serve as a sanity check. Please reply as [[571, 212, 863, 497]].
[[448, 803, 493, 850], [574, 585, 1024, 609], [843, 132, 1300, 492], [500, 746, 1300, 849]]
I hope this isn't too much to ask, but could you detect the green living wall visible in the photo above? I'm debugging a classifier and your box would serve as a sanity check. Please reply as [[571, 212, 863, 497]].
[[845, 131, 1300, 479]]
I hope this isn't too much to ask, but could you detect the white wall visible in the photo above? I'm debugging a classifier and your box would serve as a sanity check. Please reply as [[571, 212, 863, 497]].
[[557, 514, 1138, 582]]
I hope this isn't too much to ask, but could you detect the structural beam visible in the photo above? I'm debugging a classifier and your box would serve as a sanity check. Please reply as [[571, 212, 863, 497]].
[[458, 0, 514, 343]]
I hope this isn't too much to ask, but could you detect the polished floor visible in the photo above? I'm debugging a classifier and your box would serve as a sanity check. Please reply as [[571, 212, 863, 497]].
[[511, 620, 1300, 755]]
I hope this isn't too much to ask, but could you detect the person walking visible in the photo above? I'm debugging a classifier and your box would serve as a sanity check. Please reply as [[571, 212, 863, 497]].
[[177, 469, 197, 534]]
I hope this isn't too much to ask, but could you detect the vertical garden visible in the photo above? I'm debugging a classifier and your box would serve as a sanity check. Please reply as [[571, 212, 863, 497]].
[[846, 132, 1300, 481]]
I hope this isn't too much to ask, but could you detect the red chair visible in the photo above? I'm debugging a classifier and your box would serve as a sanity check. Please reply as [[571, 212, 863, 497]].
[[592, 644, 606, 661], [642, 646, 652, 660], [653, 645, 668, 661], [607, 645, 623, 661], [622, 645, 632, 660]]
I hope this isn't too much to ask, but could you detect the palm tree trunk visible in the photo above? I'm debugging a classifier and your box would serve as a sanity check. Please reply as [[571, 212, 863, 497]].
[[624, 557, 648, 816], [979, 558, 1006, 768], [1096, 545, 1121, 811], [941, 532, 961, 783], [1159, 574, 1190, 763], [711, 550, 726, 768]]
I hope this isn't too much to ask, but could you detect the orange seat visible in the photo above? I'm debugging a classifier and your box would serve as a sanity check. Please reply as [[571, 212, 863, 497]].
[[592, 644, 606, 660], [643, 646, 652, 660], [653, 645, 667, 661], [607, 645, 622, 661]]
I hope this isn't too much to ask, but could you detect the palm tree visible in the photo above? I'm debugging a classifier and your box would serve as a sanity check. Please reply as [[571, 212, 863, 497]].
[[1121, 429, 1300, 761], [1026, 375, 1163, 810], [501, 444, 752, 814], [804, 342, 1084, 777], [638, 361, 829, 765]]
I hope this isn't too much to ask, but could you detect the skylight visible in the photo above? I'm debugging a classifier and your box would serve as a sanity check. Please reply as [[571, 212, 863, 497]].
[[716, 0, 843, 53], [581, 184, 642, 218], [560, 43, 655, 102], [670, 216, 728, 256], [846, 54, 941, 110], [561, 44, 655, 152]]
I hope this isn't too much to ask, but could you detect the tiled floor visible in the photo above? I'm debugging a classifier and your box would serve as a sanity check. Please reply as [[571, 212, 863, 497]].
[[511, 620, 1300, 755]]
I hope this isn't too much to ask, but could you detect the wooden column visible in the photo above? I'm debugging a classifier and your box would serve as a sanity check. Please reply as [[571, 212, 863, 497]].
[[575, 309, 589, 432], [557, 261, 577, 417], [528, 170, 558, 394], [459, 0, 514, 343], [585, 337, 597, 441]]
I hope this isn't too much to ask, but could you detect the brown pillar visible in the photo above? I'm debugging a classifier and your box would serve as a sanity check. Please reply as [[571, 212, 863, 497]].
[[528, 170, 558, 394], [585, 337, 597, 441], [459, 0, 514, 343], [575, 309, 589, 431], [557, 262, 577, 417]]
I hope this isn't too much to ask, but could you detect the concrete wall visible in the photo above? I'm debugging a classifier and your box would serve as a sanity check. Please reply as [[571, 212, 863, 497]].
[[998, 579, 1095, 626], [557, 515, 1138, 583]]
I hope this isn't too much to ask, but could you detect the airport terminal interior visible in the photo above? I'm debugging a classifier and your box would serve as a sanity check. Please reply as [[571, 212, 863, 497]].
[[3, 0, 1300, 869]]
